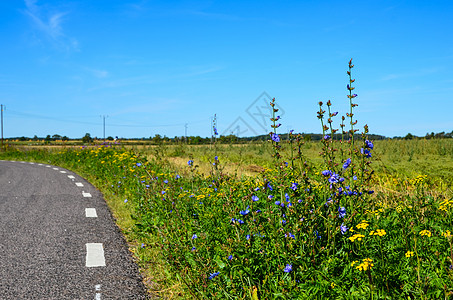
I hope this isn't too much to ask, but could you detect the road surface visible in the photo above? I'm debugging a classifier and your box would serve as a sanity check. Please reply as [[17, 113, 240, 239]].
[[0, 160, 149, 299]]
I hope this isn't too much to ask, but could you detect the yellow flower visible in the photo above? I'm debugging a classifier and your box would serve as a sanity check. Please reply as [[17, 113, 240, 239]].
[[356, 221, 369, 230], [405, 251, 414, 258], [348, 234, 365, 242], [355, 258, 374, 271], [442, 230, 452, 238], [419, 230, 432, 237], [370, 229, 386, 237]]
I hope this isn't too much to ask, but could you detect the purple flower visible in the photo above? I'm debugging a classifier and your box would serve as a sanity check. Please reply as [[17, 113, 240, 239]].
[[252, 195, 259, 202], [338, 207, 346, 218], [187, 160, 194, 166], [323, 134, 330, 140], [161, 191, 166, 195], [191, 247, 196, 251], [136, 163, 142, 167], [246, 235, 250, 240], [192, 234, 197, 239], [275, 201, 281, 206], [268, 195, 274, 200], [267, 183, 273, 191], [285, 193, 290, 202], [328, 173, 340, 184], [283, 264, 293, 273], [208, 271, 220, 280], [365, 140, 374, 149], [271, 133, 280, 142], [141, 243, 145, 248], [361, 148, 372, 158], [343, 158, 352, 170], [291, 182, 298, 191], [254, 187, 260, 191], [228, 255, 233, 260], [322, 170, 332, 176], [176, 174, 181, 179], [214, 156, 218, 160], [340, 223, 348, 234], [331, 111, 338, 116], [240, 206, 250, 216], [124, 199, 128, 203], [164, 179, 168, 184]]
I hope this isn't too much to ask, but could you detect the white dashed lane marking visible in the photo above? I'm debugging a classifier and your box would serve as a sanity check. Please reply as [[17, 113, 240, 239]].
[[52, 168, 59, 170], [82, 192, 92, 198], [60, 170, 67, 174], [95, 284, 102, 300], [75, 182, 84, 187], [46, 165, 51, 168], [85, 243, 106, 267], [85, 208, 98, 218], [68, 175, 75, 179]]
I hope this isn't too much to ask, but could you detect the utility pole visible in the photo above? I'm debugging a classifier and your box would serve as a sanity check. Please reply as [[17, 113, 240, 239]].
[[1, 104, 5, 148], [101, 115, 108, 143]]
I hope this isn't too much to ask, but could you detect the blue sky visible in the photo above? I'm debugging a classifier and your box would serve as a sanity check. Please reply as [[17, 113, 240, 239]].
[[0, 0, 452, 139]]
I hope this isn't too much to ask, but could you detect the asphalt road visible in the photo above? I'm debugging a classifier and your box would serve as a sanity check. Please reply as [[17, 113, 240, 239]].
[[0, 160, 149, 299]]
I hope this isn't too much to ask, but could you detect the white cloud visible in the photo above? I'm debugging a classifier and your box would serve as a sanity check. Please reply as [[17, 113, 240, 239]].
[[24, 0, 78, 51]]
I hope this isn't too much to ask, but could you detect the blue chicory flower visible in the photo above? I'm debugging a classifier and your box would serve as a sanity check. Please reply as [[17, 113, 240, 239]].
[[252, 195, 259, 202], [283, 264, 293, 273], [338, 207, 346, 218], [343, 158, 352, 170], [340, 223, 348, 235], [271, 133, 280, 142], [208, 271, 220, 280]]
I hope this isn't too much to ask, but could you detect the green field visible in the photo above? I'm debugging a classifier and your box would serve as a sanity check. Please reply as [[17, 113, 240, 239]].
[[1, 136, 452, 299]]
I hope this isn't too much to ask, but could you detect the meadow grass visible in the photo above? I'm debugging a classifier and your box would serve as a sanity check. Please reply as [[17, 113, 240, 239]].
[[1, 60, 452, 299]]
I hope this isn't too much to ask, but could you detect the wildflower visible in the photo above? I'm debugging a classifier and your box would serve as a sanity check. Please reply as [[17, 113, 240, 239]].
[[356, 258, 374, 271], [271, 133, 280, 142], [356, 221, 369, 230], [328, 173, 341, 184], [348, 234, 365, 242], [343, 158, 352, 170], [291, 182, 298, 191], [228, 255, 233, 260], [124, 199, 128, 203], [337, 207, 347, 219], [175, 174, 181, 179], [208, 271, 220, 280], [419, 230, 432, 237], [283, 264, 293, 273], [405, 251, 414, 258], [369, 229, 386, 236], [442, 230, 452, 238], [267, 183, 273, 191], [240, 206, 250, 216], [246, 235, 250, 240], [252, 195, 259, 202], [361, 148, 372, 158], [191, 247, 196, 251], [187, 160, 194, 166], [340, 223, 348, 234], [365, 140, 374, 149], [161, 191, 166, 195], [285, 193, 290, 202], [164, 179, 168, 184], [285, 232, 296, 240], [254, 187, 260, 191], [314, 231, 321, 239], [192, 234, 197, 240], [323, 134, 330, 140]]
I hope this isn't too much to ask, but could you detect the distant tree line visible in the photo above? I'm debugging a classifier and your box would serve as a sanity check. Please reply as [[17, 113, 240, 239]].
[[6, 130, 452, 145]]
